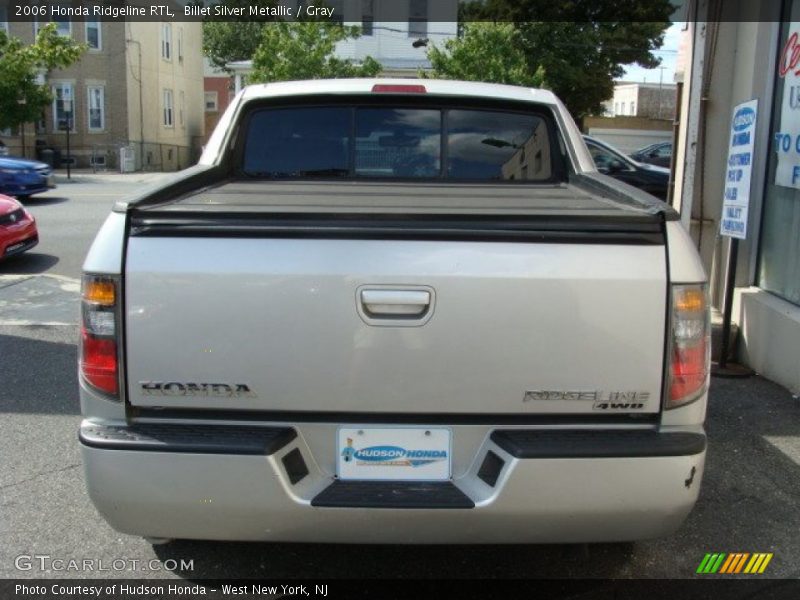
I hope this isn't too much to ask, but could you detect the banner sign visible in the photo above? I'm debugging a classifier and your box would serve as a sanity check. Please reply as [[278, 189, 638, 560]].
[[774, 23, 800, 188], [721, 99, 758, 239]]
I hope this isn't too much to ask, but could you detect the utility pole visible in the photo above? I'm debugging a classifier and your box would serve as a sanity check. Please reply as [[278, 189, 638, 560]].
[[63, 97, 72, 180], [17, 98, 26, 158], [658, 66, 667, 119]]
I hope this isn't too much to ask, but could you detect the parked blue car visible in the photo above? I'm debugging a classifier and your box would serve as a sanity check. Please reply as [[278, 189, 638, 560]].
[[0, 157, 55, 199]]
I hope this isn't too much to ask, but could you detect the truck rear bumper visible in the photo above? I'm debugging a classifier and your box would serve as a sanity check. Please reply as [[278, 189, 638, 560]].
[[79, 420, 705, 544]]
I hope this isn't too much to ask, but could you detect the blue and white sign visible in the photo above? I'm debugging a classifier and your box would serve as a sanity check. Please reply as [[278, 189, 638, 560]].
[[721, 99, 758, 239], [337, 427, 451, 481]]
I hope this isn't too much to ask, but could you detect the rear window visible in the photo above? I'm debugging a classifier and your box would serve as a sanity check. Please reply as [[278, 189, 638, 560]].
[[241, 105, 557, 182]]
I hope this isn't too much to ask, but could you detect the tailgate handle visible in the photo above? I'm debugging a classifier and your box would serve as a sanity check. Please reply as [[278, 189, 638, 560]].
[[360, 289, 431, 317]]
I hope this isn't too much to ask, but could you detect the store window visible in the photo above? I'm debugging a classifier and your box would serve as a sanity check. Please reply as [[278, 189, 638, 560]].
[[758, 9, 800, 306]]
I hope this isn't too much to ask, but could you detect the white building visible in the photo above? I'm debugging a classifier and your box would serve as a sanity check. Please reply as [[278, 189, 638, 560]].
[[229, 0, 459, 92], [608, 82, 678, 119]]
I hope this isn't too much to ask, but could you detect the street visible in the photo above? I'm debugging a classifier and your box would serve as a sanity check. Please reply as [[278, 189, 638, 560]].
[[1, 176, 799, 581]]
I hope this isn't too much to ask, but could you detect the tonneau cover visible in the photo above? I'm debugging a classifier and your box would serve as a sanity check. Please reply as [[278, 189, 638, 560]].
[[132, 176, 673, 219]]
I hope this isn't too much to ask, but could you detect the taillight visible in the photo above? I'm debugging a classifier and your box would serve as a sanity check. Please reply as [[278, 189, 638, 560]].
[[80, 275, 119, 396], [667, 284, 710, 409], [371, 84, 427, 93]]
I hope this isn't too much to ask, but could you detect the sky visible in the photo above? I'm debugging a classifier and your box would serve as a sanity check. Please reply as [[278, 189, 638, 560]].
[[620, 21, 682, 84]]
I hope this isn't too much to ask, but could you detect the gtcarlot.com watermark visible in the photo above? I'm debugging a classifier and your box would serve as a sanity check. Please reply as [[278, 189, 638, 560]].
[[15, 554, 194, 573]]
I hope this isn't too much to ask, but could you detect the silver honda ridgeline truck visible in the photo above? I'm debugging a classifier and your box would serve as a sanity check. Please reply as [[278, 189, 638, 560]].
[[79, 80, 709, 544]]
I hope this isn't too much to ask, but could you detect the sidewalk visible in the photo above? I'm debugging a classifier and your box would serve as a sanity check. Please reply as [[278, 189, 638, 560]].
[[52, 169, 172, 185]]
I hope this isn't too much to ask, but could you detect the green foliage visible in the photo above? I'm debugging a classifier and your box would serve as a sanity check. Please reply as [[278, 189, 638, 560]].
[[203, 22, 269, 71], [250, 21, 381, 83], [201, 0, 278, 71], [425, 23, 545, 88], [0, 23, 87, 131], [455, 0, 673, 118]]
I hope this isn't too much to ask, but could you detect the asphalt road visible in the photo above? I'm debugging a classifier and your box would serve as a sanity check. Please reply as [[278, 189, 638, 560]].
[[1, 178, 799, 583]]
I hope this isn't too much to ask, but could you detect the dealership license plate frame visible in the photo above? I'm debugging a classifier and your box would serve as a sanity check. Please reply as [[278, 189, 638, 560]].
[[336, 426, 452, 482]]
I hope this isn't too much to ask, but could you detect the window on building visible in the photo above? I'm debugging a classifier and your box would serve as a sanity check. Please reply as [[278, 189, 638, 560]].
[[177, 27, 184, 61], [85, 20, 101, 49], [758, 16, 800, 306], [87, 86, 105, 131], [630, 102, 636, 115], [161, 23, 172, 60], [204, 91, 219, 112], [408, 0, 427, 38], [362, 0, 374, 36], [163, 89, 174, 127], [179, 90, 185, 127], [33, 16, 71, 38], [52, 83, 75, 132], [53, 8, 72, 37]]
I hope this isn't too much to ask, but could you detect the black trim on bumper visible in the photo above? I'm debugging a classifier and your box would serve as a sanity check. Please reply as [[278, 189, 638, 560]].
[[130, 408, 659, 426], [79, 423, 296, 455], [3, 234, 38, 257], [312, 480, 474, 509], [491, 430, 706, 459]]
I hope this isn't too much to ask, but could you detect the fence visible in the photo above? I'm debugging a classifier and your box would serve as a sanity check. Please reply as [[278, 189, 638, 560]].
[[4, 139, 201, 172]]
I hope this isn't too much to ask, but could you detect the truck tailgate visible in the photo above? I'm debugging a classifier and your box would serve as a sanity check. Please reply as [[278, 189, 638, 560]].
[[124, 218, 667, 415]]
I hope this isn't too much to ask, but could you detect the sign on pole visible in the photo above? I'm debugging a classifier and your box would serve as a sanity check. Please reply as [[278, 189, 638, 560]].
[[720, 99, 758, 239]]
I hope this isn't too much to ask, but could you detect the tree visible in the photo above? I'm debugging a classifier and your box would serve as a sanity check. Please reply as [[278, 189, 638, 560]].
[[425, 23, 545, 88], [456, 0, 672, 118], [250, 21, 381, 83], [201, 0, 278, 71], [0, 24, 87, 131]]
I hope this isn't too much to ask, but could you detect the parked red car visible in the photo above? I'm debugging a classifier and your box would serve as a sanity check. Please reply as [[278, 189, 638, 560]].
[[0, 193, 38, 260]]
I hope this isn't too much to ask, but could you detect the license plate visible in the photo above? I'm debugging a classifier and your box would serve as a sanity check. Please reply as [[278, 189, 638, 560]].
[[337, 427, 452, 481]]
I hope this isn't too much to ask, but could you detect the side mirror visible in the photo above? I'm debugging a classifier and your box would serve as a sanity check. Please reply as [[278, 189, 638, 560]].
[[607, 159, 625, 173]]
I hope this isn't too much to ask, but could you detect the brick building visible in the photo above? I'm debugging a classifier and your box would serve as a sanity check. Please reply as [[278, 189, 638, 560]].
[[0, 15, 204, 171]]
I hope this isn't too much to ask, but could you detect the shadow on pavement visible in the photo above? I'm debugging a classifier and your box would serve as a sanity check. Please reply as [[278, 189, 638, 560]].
[[0, 252, 60, 274], [0, 331, 79, 415], [20, 196, 70, 207], [154, 540, 635, 579]]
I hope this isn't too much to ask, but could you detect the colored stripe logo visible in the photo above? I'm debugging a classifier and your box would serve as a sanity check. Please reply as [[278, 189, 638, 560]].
[[696, 553, 773, 574]]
